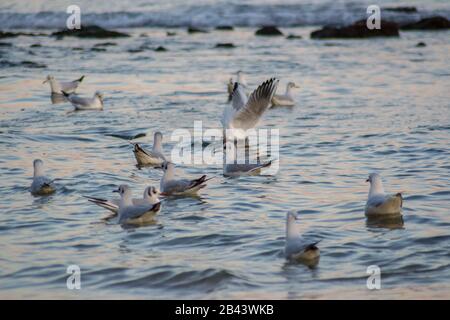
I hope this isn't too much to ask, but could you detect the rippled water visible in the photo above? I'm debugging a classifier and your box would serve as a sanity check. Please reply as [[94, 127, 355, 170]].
[[1, 23, 450, 299]]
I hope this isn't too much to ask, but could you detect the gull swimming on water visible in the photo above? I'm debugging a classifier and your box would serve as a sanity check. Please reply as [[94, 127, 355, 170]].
[[160, 162, 212, 196], [285, 211, 320, 262], [222, 141, 275, 177], [114, 185, 161, 224], [43, 75, 84, 94], [222, 78, 279, 140], [85, 186, 160, 214], [365, 173, 403, 216], [30, 159, 56, 195], [132, 132, 166, 166], [271, 82, 299, 107], [62, 91, 104, 110]]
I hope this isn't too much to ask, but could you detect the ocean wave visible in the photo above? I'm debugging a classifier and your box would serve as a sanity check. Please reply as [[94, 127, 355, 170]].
[[1, 4, 449, 29]]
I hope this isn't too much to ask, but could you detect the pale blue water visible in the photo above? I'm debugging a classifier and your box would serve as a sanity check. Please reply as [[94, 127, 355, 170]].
[[0, 1, 449, 299]]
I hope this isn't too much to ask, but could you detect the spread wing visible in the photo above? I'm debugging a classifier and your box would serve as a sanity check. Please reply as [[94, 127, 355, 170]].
[[231, 78, 279, 130]]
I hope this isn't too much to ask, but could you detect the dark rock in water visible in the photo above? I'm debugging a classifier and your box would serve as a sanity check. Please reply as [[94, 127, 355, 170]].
[[0, 42, 12, 47], [128, 48, 144, 53], [91, 47, 106, 52], [311, 20, 399, 39], [255, 26, 283, 36], [21, 60, 46, 68], [215, 25, 234, 31], [94, 42, 117, 47], [72, 47, 84, 51], [30, 44, 42, 48], [0, 30, 46, 38], [215, 43, 235, 48], [167, 31, 177, 36], [0, 59, 46, 68], [188, 27, 208, 34], [51, 25, 130, 38], [385, 6, 417, 13], [286, 34, 302, 40], [416, 42, 426, 47], [154, 46, 167, 52], [401, 16, 450, 30]]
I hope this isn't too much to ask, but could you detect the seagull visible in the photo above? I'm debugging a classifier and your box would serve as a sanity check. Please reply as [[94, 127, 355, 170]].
[[85, 186, 160, 214], [132, 132, 166, 166], [222, 78, 279, 140], [223, 161, 274, 177], [114, 185, 161, 224], [61, 91, 104, 110], [160, 162, 212, 196], [227, 71, 248, 100], [271, 82, 299, 107], [222, 141, 275, 177], [284, 211, 320, 261], [30, 159, 56, 195], [236, 70, 248, 88], [227, 78, 234, 101], [43, 75, 84, 94], [365, 173, 403, 216]]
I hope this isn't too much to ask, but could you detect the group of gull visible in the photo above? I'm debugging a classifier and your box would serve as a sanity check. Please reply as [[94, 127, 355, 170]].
[[31, 72, 403, 263]]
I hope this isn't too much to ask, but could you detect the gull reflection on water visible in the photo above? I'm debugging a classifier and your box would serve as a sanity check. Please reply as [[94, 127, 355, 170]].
[[365, 213, 405, 230]]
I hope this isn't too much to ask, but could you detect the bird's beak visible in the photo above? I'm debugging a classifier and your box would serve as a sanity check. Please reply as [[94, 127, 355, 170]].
[[294, 85, 300, 88], [160, 192, 168, 197], [43, 80, 48, 84], [112, 189, 119, 193]]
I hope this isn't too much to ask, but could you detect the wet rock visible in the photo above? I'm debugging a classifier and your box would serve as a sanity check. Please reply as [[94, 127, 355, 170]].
[[385, 6, 417, 13], [0, 31, 46, 38], [128, 48, 144, 53], [311, 20, 399, 39], [0, 42, 12, 47], [416, 42, 426, 47], [0, 60, 46, 68], [215, 26, 234, 31], [94, 42, 117, 47], [255, 26, 283, 36], [401, 16, 450, 30], [187, 27, 208, 34], [51, 25, 130, 38], [286, 34, 302, 40], [215, 43, 236, 48], [167, 31, 177, 36], [91, 47, 106, 52], [154, 46, 167, 52]]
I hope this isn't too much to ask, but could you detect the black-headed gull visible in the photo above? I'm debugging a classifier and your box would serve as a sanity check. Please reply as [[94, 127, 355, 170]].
[[114, 185, 161, 224], [30, 159, 55, 195], [132, 132, 166, 166], [284, 211, 320, 262], [222, 78, 279, 140], [271, 82, 299, 107], [62, 91, 104, 110], [160, 162, 212, 196], [365, 173, 403, 216], [43, 75, 84, 94], [85, 186, 160, 214]]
